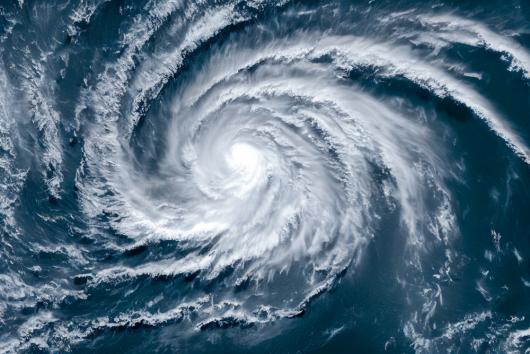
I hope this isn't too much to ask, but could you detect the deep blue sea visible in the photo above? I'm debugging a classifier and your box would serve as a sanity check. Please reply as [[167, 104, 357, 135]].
[[1, 0, 530, 353]]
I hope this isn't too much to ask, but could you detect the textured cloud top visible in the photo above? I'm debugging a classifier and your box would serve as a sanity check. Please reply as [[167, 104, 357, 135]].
[[0, 1, 529, 353]]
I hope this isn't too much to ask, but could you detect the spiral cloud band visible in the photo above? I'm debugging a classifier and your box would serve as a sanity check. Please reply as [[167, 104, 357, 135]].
[[0, 0, 529, 353]]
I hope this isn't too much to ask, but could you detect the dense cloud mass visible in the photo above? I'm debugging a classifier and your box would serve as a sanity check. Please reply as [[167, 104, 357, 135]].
[[0, 1, 529, 353]]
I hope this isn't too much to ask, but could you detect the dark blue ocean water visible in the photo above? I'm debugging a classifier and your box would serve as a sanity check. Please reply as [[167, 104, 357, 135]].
[[1, 0, 530, 353]]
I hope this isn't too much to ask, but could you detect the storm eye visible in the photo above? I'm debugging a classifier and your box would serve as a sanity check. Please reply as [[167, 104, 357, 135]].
[[226, 142, 260, 173]]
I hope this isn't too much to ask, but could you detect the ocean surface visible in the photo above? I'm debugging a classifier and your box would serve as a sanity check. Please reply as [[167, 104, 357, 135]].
[[0, 0, 530, 353]]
